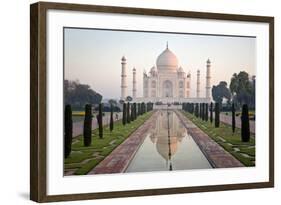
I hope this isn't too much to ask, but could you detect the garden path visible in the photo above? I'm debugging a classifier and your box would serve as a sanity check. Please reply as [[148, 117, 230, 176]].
[[219, 113, 255, 134], [72, 113, 123, 137]]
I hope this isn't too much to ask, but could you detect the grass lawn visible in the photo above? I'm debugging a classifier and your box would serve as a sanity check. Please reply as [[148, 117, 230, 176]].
[[64, 111, 154, 175], [182, 111, 255, 167]]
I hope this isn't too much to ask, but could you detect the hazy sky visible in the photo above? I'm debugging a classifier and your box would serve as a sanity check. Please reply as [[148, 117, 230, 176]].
[[64, 28, 256, 99]]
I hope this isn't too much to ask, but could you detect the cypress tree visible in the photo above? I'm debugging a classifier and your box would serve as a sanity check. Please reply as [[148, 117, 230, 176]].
[[64, 104, 72, 158], [202, 103, 205, 120], [202, 103, 204, 120], [132, 103, 135, 120], [210, 102, 213, 123], [83, 104, 92, 146], [241, 104, 250, 142], [198, 103, 201, 118], [205, 103, 209, 121], [140, 103, 143, 115], [138, 103, 141, 116], [122, 103, 126, 125], [97, 103, 103, 139], [130, 103, 134, 121], [191, 103, 194, 114], [134, 103, 137, 119], [127, 102, 130, 123], [203, 103, 206, 121], [195, 103, 199, 118], [110, 104, 114, 132], [232, 103, 236, 134], [215, 102, 220, 128]]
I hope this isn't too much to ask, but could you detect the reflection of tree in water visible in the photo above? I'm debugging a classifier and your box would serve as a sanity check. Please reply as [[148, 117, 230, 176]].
[[149, 111, 187, 168]]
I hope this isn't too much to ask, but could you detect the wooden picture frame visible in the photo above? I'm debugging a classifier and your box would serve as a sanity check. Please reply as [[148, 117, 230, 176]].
[[30, 1, 274, 202]]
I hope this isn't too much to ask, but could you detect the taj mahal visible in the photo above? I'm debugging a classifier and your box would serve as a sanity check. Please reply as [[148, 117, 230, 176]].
[[120, 43, 212, 103]]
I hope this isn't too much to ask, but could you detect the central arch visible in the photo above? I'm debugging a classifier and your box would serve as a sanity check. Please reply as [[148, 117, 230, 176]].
[[162, 80, 173, 97]]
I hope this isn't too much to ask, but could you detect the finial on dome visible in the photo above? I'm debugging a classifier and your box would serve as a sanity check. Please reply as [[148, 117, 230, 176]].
[[121, 56, 126, 61], [166, 41, 169, 49], [207, 58, 211, 64]]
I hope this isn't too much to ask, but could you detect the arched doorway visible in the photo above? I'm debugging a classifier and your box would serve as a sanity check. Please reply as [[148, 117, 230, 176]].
[[163, 80, 173, 97]]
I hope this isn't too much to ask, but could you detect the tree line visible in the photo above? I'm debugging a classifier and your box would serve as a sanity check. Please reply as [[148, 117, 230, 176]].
[[64, 80, 102, 110], [212, 71, 255, 110]]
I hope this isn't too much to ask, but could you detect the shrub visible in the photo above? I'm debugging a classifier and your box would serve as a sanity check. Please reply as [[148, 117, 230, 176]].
[[232, 103, 236, 133], [64, 104, 72, 158], [215, 102, 220, 128], [130, 103, 135, 121], [210, 102, 213, 123], [127, 102, 130, 123], [198, 103, 202, 118], [241, 104, 250, 142], [122, 103, 126, 125], [110, 104, 114, 132], [97, 103, 103, 139], [202, 103, 205, 120], [195, 103, 199, 118], [134, 103, 138, 119], [83, 104, 92, 146], [205, 103, 209, 121]]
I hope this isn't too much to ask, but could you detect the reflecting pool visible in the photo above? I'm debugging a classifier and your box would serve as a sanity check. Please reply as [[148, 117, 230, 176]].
[[125, 110, 212, 172]]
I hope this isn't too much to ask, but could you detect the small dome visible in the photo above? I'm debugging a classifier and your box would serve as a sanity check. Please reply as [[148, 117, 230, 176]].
[[207, 58, 211, 64], [178, 66, 184, 73], [150, 66, 156, 72], [121, 56, 126, 61], [156, 45, 178, 72]]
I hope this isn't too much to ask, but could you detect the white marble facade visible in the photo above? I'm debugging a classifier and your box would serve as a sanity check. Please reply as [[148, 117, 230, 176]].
[[121, 43, 211, 103]]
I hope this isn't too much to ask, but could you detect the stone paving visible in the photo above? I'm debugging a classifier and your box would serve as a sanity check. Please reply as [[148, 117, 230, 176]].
[[88, 111, 159, 174], [219, 113, 255, 134], [175, 110, 244, 168]]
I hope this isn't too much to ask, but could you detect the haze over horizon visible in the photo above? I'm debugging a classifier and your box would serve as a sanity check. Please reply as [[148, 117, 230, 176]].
[[64, 28, 256, 99]]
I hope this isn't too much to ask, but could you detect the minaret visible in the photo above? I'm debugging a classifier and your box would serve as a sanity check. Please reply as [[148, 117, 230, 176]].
[[206, 59, 211, 100], [132, 67, 136, 99], [121, 56, 127, 100], [196, 69, 200, 98]]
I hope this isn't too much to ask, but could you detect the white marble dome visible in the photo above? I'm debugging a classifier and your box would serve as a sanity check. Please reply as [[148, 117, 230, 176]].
[[156, 46, 178, 72]]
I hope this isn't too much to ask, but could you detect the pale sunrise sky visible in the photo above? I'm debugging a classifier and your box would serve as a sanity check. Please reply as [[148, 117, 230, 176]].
[[64, 28, 256, 99]]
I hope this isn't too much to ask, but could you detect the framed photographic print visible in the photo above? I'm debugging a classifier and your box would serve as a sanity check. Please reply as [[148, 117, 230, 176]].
[[30, 1, 274, 202]]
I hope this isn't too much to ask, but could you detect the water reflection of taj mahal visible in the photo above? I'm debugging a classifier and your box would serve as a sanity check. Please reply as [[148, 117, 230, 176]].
[[150, 111, 186, 161]]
